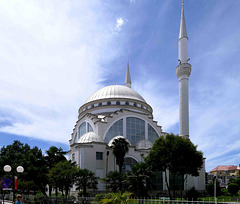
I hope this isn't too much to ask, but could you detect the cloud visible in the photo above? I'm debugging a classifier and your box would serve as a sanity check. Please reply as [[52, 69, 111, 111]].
[[115, 18, 125, 31], [0, 0, 121, 143]]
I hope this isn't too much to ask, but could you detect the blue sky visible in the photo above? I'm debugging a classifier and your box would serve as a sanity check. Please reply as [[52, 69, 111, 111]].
[[0, 0, 239, 172]]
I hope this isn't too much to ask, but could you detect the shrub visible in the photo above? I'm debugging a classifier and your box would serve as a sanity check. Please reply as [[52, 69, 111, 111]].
[[185, 187, 199, 201], [78, 190, 90, 197], [228, 183, 239, 195]]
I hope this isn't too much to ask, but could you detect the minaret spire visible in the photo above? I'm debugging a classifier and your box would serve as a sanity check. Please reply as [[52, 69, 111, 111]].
[[125, 57, 131, 88], [176, 0, 191, 139], [179, 0, 188, 40]]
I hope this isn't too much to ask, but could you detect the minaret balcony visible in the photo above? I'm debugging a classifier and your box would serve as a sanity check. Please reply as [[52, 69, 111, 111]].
[[176, 63, 191, 79]]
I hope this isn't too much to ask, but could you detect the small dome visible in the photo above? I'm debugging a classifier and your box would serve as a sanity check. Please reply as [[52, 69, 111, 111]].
[[85, 85, 146, 104], [78, 132, 103, 144], [135, 139, 153, 150], [108, 136, 131, 147]]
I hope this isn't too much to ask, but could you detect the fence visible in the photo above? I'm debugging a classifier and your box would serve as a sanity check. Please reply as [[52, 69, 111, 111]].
[[1, 196, 240, 204]]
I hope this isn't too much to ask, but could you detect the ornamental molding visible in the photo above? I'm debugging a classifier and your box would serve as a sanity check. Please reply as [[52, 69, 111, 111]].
[[176, 63, 191, 78]]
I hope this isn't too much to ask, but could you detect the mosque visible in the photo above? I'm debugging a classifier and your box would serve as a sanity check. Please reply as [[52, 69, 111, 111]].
[[69, 2, 205, 192]]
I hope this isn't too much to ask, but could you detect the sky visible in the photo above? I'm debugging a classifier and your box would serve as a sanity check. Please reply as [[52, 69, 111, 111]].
[[0, 0, 239, 172]]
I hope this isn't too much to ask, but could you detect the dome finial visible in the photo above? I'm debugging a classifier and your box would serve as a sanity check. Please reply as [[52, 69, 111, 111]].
[[125, 57, 131, 88]]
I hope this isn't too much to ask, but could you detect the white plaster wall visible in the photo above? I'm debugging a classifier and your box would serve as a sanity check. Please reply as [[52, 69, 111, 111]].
[[179, 38, 188, 63], [179, 77, 189, 136]]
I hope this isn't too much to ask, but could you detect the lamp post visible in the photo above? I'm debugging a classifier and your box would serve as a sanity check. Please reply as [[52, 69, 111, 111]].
[[214, 175, 217, 204], [3, 165, 24, 203]]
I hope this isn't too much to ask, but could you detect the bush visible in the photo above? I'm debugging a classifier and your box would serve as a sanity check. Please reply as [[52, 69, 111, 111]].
[[207, 180, 222, 196], [228, 183, 239, 195], [221, 188, 230, 196], [185, 187, 199, 201], [95, 193, 114, 202], [78, 190, 90, 197]]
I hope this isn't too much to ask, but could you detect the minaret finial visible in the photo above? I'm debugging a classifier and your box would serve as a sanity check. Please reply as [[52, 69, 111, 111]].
[[179, 0, 188, 40], [125, 57, 131, 88]]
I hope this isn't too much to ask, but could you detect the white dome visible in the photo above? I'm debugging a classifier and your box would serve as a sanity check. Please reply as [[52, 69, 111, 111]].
[[135, 139, 153, 150], [108, 136, 131, 147], [78, 132, 103, 143], [85, 85, 146, 104]]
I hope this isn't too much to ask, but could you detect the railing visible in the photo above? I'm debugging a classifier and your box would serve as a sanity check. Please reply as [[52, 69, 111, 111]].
[[1, 196, 239, 204]]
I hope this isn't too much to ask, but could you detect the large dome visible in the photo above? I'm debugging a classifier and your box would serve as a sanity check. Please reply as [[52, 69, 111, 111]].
[[85, 85, 146, 104]]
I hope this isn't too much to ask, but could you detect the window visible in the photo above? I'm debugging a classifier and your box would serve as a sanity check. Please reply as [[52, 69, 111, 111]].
[[87, 123, 93, 132], [125, 101, 129, 105], [148, 124, 159, 143], [79, 122, 86, 138], [96, 152, 103, 160], [107, 101, 111, 105], [126, 117, 145, 146], [105, 119, 123, 143], [122, 157, 138, 173], [99, 102, 102, 106], [116, 101, 120, 105], [72, 153, 75, 162]]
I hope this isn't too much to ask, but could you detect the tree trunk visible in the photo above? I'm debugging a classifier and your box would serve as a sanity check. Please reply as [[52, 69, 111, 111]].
[[165, 170, 172, 200], [173, 173, 176, 199]]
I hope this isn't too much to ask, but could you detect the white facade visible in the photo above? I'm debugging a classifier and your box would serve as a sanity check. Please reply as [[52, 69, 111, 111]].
[[69, 2, 205, 194]]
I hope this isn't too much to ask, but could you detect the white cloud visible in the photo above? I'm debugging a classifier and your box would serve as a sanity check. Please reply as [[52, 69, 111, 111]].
[[0, 0, 121, 143], [115, 18, 125, 31]]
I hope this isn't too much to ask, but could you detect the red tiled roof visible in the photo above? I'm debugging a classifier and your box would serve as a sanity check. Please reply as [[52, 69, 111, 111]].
[[210, 165, 238, 172]]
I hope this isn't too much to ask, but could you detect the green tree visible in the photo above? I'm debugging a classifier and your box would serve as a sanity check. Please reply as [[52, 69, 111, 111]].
[[110, 138, 129, 173], [145, 134, 203, 199], [48, 160, 77, 197], [75, 168, 98, 197], [126, 162, 155, 197], [206, 180, 221, 196], [228, 183, 239, 195], [0, 141, 48, 194], [45, 146, 67, 196], [102, 171, 127, 193]]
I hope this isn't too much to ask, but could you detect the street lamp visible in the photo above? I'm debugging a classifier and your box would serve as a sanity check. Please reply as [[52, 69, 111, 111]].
[[3, 165, 24, 203]]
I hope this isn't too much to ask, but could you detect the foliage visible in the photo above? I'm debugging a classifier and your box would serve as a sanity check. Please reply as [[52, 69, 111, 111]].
[[206, 180, 222, 196], [228, 183, 239, 195], [110, 138, 129, 172], [99, 192, 132, 204], [229, 177, 240, 188], [185, 187, 199, 201], [95, 193, 114, 202], [102, 171, 127, 193], [75, 168, 98, 197], [145, 134, 203, 198], [78, 190, 90, 197], [126, 162, 155, 197], [221, 188, 230, 196], [48, 160, 78, 196], [0, 140, 48, 194]]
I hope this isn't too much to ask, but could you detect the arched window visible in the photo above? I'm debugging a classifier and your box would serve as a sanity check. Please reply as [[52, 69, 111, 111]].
[[78, 122, 86, 139], [104, 119, 123, 143], [126, 117, 145, 145], [99, 102, 102, 106], [116, 101, 120, 105], [148, 124, 159, 143], [125, 101, 129, 106], [87, 123, 93, 132], [122, 157, 138, 173], [107, 101, 111, 105]]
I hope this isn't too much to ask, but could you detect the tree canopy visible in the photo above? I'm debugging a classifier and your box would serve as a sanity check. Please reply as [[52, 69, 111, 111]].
[[145, 134, 203, 198], [110, 138, 129, 173]]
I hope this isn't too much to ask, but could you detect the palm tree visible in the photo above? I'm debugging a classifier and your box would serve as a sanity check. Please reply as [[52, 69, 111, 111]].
[[111, 138, 129, 173], [75, 168, 98, 197]]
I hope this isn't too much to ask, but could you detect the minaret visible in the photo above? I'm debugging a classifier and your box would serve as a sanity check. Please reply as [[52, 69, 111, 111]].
[[125, 57, 131, 88], [176, 0, 191, 138]]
